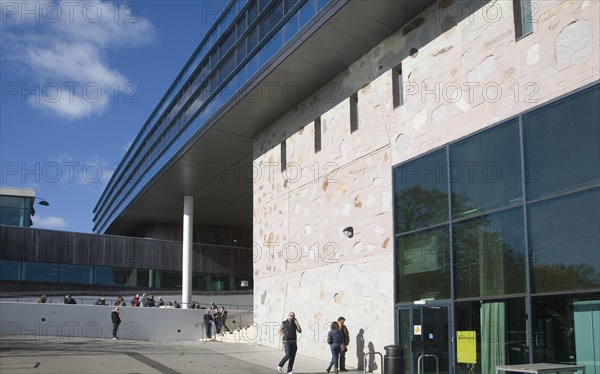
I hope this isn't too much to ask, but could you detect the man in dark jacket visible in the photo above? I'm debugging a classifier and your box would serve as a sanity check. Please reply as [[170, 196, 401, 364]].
[[277, 312, 302, 374], [203, 309, 214, 340], [220, 307, 230, 333], [111, 307, 121, 340], [338, 317, 350, 371]]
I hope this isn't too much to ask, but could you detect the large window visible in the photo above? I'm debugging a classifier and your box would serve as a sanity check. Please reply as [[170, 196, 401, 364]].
[[0, 196, 32, 227], [532, 293, 600, 372], [396, 226, 450, 302], [393, 149, 449, 233], [1, 260, 248, 291], [393, 84, 599, 370], [450, 119, 522, 219], [523, 86, 600, 200], [454, 208, 526, 299], [59, 264, 93, 284], [22, 262, 58, 283], [0, 260, 21, 280], [455, 298, 528, 374], [528, 188, 600, 293]]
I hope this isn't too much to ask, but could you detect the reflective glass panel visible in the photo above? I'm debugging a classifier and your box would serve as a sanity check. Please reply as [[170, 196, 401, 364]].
[[532, 293, 600, 373], [393, 149, 448, 233], [396, 226, 450, 303], [454, 207, 526, 299], [455, 298, 528, 374], [22, 262, 58, 283], [0, 260, 21, 280], [0, 207, 27, 227], [95, 266, 118, 286], [523, 85, 600, 199], [450, 119, 522, 218], [528, 188, 600, 294], [59, 264, 92, 284]]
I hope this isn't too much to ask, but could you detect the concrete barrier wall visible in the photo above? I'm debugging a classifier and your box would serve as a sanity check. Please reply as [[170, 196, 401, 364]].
[[0, 302, 249, 341]]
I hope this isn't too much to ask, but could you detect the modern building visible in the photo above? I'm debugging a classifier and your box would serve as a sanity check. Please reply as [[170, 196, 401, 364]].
[[93, 0, 599, 372], [0, 187, 45, 228]]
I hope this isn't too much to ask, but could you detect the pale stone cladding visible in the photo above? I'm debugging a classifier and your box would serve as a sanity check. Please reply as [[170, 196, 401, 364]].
[[252, 0, 599, 363]]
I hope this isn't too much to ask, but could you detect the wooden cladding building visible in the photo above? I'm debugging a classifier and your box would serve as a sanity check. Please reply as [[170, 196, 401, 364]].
[[0, 225, 253, 293]]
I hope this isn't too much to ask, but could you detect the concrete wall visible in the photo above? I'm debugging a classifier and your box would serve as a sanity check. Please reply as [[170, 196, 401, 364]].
[[251, 0, 599, 366], [0, 302, 250, 341]]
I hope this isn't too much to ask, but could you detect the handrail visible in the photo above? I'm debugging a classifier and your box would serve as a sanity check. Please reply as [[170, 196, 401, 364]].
[[0, 294, 252, 310], [364, 351, 383, 374]]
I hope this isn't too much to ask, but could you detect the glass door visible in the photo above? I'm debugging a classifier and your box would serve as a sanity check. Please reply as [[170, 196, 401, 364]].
[[398, 303, 452, 374]]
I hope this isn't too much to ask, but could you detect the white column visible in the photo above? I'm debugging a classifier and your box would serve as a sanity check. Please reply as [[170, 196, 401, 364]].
[[182, 195, 193, 309]]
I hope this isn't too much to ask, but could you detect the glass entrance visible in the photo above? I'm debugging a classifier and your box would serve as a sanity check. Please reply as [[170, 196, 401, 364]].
[[398, 303, 452, 374]]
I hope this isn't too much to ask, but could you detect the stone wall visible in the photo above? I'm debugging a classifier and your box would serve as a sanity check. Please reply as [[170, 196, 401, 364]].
[[252, 0, 599, 364]]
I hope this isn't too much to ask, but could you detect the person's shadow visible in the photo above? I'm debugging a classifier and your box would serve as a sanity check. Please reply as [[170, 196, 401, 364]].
[[367, 341, 378, 372], [356, 328, 365, 371]]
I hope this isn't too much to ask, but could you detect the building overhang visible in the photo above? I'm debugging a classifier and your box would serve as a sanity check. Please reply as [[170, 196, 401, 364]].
[[104, 0, 437, 235]]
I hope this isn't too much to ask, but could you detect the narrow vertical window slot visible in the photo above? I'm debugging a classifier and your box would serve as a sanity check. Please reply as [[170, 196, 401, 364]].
[[314, 117, 322, 153], [350, 93, 358, 133]]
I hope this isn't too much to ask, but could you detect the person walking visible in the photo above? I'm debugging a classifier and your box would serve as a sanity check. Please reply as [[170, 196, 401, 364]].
[[277, 311, 302, 374], [220, 307, 231, 333], [203, 309, 214, 340], [111, 307, 121, 341], [338, 316, 350, 371], [326, 321, 343, 374]]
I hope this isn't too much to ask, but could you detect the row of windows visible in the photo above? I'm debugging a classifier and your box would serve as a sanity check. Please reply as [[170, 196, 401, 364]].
[[0, 260, 252, 291], [95, 0, 332, 232], [304, 0, 536, 157], [393, 84, 599, 303]]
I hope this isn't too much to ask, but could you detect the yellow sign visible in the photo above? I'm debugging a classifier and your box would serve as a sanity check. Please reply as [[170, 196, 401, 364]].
[[456, 331, 476, 364]]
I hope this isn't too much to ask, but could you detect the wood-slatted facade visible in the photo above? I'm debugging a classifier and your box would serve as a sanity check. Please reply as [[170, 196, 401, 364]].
[[0, 225, 252, 275]]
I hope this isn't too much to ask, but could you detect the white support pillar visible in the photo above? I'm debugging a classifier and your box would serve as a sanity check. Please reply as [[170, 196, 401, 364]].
[[182, 195, 193, 309]]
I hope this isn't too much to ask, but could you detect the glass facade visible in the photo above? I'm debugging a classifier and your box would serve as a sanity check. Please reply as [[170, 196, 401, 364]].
[[1, 260, 253, 291], [95, 0, 334, 233], [0, 195, 33, 227], [393, 84, 599, 373]]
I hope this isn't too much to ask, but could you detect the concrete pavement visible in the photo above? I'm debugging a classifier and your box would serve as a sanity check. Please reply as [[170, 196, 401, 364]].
[[0, 336, 354, 374]]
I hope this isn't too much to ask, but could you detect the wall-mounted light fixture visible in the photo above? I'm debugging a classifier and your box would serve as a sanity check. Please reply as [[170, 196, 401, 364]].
[[342, 226, 354, 238], [36, 197, 50, 206]]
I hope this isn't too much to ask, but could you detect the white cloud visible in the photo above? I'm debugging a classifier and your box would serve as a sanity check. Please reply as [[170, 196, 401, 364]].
[[1, 0, 156, 120], [32, 215, 67, 229]]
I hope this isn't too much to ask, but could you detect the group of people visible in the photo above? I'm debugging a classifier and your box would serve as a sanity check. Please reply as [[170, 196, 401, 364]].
[[95, 295, 172, 308], [202, 301, 230, 339], [277, 313, 349, 374], [129, 293, 165, 307]]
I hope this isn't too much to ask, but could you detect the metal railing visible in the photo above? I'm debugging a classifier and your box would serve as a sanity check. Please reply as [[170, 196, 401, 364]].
[[364, 351, 383, 374], [0, 292, 252, 310]]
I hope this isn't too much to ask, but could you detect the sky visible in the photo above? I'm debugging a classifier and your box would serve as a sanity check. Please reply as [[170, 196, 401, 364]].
[[1, 0, 223, 233]]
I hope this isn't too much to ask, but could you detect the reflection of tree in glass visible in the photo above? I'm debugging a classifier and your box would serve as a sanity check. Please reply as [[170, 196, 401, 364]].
[[531, 261, 599, 291], [396, 186, 597, 297], [395, 186, 448, 232], [395, 186, 524, 298]]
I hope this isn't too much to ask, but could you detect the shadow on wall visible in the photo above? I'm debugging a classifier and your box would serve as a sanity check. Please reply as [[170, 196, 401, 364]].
[[354, 328, 379, 373]]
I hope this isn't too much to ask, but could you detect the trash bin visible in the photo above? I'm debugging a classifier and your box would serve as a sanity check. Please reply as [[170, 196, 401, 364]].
[[383, 344, 404, 374]]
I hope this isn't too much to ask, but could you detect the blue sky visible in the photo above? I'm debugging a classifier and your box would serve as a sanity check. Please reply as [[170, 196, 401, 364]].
[[1, 0, 222, 233]]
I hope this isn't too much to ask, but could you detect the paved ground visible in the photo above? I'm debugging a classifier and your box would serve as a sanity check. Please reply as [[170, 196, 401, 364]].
[[0, 336, 356, 374]]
